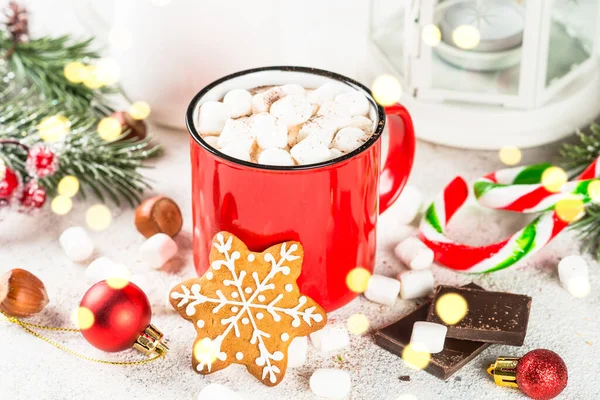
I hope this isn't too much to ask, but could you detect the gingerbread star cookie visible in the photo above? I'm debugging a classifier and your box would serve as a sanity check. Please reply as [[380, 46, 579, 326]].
[[170, 232, 327, 386]]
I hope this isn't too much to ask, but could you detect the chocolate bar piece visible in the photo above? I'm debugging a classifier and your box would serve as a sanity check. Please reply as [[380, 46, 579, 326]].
[[427, 285, 531, 346], [374, 283, 490, 380]]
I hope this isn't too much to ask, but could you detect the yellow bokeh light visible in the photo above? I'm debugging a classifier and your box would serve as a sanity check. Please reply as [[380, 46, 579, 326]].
[[499, 146, 522, 166], [106, 277, 130, 290], [588, 180, 600, 202], [422, 24, 442, 47], [435, 293, 468, 325], [193, 338, 219, 366], [51, 195, 73, 215], [128, 101, 151, 120], [347, 313, 370, 335], [95, 58, 120, 86], [346, 267, 372, 293], [371, 75, 403, 107], [554, 195, 585, 223], [401, 344, 431, 370], [105, 263, 131, 290], [97, 117, 123, 141], [57, 175, 80, 198], [83, 65, 105, 89], [86, 204, 112, 231], [64, 61, 89, 83], [452, 25, 481, 50], [541, 166, 568, 193], [73, 307, 95, 330], [38, 115, 70, 142]]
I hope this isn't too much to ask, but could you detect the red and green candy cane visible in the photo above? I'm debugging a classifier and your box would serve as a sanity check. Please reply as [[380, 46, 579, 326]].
[[419, 158, 600, 273]]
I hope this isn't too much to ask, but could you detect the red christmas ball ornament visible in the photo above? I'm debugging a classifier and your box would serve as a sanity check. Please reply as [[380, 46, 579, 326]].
[[25, 144, 58, 178], [488, 349, 568, 400], [19, 181, 46, 209], [79, 280, 168, 356], [0, 166, 20, 202]]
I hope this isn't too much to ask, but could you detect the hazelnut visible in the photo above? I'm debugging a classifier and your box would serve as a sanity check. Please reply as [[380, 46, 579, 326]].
[[0, 269, 49, 318], [135, 196, 183, 238]]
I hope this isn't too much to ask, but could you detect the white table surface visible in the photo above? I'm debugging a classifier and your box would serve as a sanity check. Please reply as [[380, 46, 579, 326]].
[[1, 127, 599, 400]]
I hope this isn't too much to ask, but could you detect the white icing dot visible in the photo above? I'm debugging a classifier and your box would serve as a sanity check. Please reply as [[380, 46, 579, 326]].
[[256, 312, 264, 320], [272, 351, 284, 361], [192, 284, 201, 292], [205, 271, 214, 280], [314, 314, 324, 323], [242, 318, 250, 325], [281, 333, 290, 341], [247, 254, 255, 262], [231, 306, 239, 313], [197, 320, 205, 328], [231, 292, 239, 298], [285, 284, 293, 292], [244, 287, 253, 294], [256, 357, 265, 366], [236, 352, 244, 360], [258, 295, 266, 302], [281, 266, 291, 276], [292, 319, 301, 328]]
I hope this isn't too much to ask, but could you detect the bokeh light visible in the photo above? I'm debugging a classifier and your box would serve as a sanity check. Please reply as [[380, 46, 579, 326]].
[[86, 204, 112, 231], [554, 195, 585, 223], [401, 344, 431, 370], [105, 263, 131, 290], [64, 61, 89, 83], [193, 338, 220, 366], [128, 101, 151, 120], [541, 166, 568, 193], [97, 117, 122, 141], [346, 267, 372, 293], [435, 293, 468, 325], [51, 195, 73, 215], [347, 313, 370, 335], [109, 28, 133, 51], [371, 75, 402, 107], [38, 115, 70, 142], [73, 307, 95, 330], [95, 58, 120, 86], [83, 66, 105, 89], [452, 25, 481, 50], [422, 24, 441, 47], [499, 146, 522, 166], [57, 175, 80, 198], [588, 180, 600, 202]]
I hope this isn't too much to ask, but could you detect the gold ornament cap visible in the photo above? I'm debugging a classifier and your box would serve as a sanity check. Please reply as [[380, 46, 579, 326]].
[[133, 325, 169, 356], [487, 356, 520, 388]]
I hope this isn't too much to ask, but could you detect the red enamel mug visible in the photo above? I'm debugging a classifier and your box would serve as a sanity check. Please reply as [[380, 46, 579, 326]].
[[186, 66, 415, 312]]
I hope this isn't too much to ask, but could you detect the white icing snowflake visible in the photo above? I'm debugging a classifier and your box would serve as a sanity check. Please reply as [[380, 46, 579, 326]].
[[170, 232, 327, 386]]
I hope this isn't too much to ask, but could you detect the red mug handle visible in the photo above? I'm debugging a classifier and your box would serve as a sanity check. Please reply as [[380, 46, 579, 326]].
[[379, 104, 416, 214]]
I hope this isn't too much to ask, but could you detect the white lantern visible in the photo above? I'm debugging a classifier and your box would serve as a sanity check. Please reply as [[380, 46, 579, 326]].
[[370, 0, 600, 149]]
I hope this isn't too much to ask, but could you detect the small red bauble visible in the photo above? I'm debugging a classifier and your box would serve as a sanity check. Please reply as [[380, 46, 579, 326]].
[[80, 281, 152, 352], [516, 349, 568, 400], [0, 166, 19, 200], [25, 144, 58, 178], [20, 181, 46, 209]]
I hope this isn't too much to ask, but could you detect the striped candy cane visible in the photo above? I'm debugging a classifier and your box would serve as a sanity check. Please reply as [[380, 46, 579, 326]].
[[419, 158, 600, 273]]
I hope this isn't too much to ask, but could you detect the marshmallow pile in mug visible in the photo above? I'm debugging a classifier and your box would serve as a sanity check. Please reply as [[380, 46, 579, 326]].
[[197, 82, 375, 166]]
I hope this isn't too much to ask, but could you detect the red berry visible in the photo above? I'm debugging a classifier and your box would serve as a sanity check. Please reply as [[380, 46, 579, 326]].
[[26, 145, 58, 178], [0, 167, 19, 199], [20, 181, 46, 208]]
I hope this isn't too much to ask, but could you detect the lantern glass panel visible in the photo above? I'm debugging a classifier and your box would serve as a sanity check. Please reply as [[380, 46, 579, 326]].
[[370, 0, 408, 78]]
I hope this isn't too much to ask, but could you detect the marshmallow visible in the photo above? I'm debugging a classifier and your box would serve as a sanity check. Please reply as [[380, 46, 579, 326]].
[[394, 237, 434, 270], [258, 148, 295, 166], [308, 82, 350, 105], [328, 148, 343, 160], [251, 87, 285, 113], [310, 369, 351, 400], [198, 101, 230, 135], [290, 136, 332, 165], [139, 233, 178, 269], [364, 274, 401, 306], [217, 118, 253, 148], [349, 115, 374, 135], [297, 115, 339, 146], [202, 135, 219, 149], [331, 127, 367, 153], [395, 185, 424, 224], [310, 325, 350, 353], [270, 93, 313, 128], [317, 101, 352, 128], [220, 139, 253, 162], [251, 112, 287, 149], [281, 84, 305, 95], [410, 321, 447, 353], [288, 125, 301, 147], [287, 336, 308, 368], [398, 269, 435, 299], [558, 255, 590, 298], [197, 384, 245, 400], [59, 226, 94, 262], [86, 257, 130, 284], [223, 89, 252, 118], [335, 90, 370, 116]]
